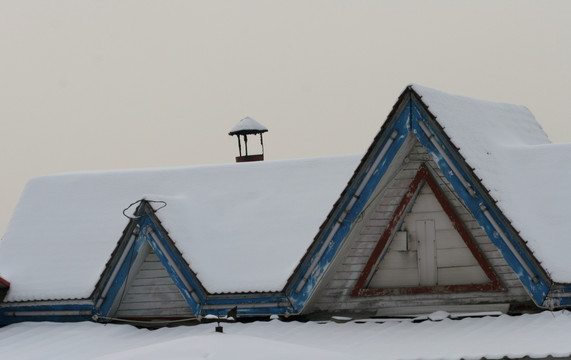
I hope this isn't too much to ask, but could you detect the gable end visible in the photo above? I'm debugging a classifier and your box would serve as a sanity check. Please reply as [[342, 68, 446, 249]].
[[352, 165, 503, 296]]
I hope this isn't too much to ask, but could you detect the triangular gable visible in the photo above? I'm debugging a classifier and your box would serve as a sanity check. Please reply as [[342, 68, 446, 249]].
[[93, 201, 205, 321], [352, 165, 502, 296], [92, 201, 293, 323], [286, 86, 554, 313], [114, 242, 195, 320]]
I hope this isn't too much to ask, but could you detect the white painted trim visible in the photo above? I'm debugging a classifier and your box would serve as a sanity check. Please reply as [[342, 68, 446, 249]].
[[479, 204, 538, 283], [419, 121, 476, 197], [147, 227, 201, 303], [96, 225, 140, 309]]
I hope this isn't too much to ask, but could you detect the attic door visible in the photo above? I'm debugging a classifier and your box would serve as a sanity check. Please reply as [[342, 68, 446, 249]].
[[354, 165, 502, 295]]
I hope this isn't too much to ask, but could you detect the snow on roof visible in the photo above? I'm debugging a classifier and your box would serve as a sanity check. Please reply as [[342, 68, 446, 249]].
[[1, 311, 570, 359], [228, 116, 268, 135], [412, 84, 571, 282], [0, 155, 360, 301]]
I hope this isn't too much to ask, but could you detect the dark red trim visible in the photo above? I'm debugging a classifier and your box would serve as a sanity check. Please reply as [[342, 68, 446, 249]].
[[0, 276, 10, 288], [352, 165, 503, 297]]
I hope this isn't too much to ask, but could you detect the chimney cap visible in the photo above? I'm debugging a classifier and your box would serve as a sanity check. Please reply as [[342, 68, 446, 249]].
[[229, 117, 268, 136]]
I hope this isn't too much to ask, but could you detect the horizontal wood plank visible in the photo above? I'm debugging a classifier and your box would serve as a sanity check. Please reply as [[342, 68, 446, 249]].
[[377, 251, 418, 270], [436, 248, 479, 268], [121, 291, 187, 304], [437, 266, 488, 285], [126, 284, 181, 295], [117, 299, 190, 311], [369, 268, 419, 288]]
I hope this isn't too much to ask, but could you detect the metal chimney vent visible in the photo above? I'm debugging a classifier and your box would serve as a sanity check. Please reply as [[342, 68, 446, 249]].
[[228, 117, 268, 163]]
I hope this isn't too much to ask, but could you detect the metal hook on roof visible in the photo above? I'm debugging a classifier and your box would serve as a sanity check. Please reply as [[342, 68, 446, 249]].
[[122, 199, 168, 219]]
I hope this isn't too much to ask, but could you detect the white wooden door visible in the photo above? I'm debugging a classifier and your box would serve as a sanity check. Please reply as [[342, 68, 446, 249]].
[[416, 219, 436, 286]]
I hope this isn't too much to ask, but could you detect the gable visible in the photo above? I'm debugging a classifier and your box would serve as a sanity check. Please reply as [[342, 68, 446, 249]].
[[301, 137, 532, 316], [93, 202, 204, 320], [287, 85, 562, 313], [353, 165, 502, 296], [112, 242, 195, 321]]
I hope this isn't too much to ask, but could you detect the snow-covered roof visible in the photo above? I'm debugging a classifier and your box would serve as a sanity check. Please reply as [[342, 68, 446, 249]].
[[2, 84, 570, 305], [1, 311, 570, 359], [228, 116, 268, 135], [0, 155, 360, 301], [411, 84, 571, 282]]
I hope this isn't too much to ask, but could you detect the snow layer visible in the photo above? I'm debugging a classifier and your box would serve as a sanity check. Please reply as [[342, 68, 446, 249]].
[[1, 311, 570, 360], [412, 84, 571, 282], [229, 116, 268, 134], [0, 155, 360, 301]]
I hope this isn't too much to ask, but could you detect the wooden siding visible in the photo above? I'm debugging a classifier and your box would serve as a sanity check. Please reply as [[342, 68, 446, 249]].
[[114, 244, 194, 319], [369, 184, 489, 288], [306, 139, 532, 316]]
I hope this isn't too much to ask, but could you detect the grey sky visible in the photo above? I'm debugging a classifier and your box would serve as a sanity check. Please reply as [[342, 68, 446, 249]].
[[1, 0, 570, 237]]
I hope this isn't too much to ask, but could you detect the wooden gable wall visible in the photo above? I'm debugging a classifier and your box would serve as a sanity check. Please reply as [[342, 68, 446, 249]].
[[367, 182, 491, 289], [112, 242, 195, 320], [304, 138, 533, 317]]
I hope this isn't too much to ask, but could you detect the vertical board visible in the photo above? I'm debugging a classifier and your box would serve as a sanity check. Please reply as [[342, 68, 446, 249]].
[[417, 220, 436, 286]]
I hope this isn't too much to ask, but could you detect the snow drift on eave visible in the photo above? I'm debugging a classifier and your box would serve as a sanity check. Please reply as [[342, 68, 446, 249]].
[[411, 84, 571, 283], [0, 155, 360, 301]]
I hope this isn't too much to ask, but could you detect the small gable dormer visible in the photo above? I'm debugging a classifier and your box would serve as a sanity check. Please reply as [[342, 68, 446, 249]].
[[93, 201, 204, 323]]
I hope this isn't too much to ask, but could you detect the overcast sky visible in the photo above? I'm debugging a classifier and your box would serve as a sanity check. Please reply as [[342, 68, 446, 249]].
[[1, 1, 570, 237]]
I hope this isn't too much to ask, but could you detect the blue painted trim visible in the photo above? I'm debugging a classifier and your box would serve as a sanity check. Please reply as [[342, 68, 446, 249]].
[[204, 293, 288, 306], [202, 296, 291, 316], [97, 228, 148, 317], [96, 208, 207, 317], [202, 305, 290, 317], [546, 284, 571, 307], [141, 216, 205, 314], [284, 91, 556, 314], [142, 210, 208, 303], [0, 303, 94, 325], [409, 98, 551, 305], [93, 204, 294, 319], [286, 100, 412, 312], [555, 298, 571, 307]]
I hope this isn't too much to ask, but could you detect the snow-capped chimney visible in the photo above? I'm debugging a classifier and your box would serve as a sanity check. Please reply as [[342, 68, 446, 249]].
[[228, 117, 268, 163]]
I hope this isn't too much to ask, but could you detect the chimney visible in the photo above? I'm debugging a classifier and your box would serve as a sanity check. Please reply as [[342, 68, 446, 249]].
[[229, 117, 268, 163]]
